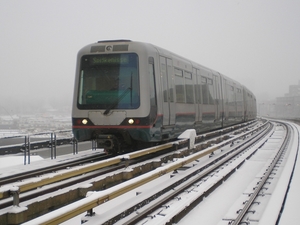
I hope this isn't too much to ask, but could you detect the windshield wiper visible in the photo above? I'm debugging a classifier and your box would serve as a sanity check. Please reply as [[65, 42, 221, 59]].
[[103, 73, 134, 115], [103, 87, 131, 115]]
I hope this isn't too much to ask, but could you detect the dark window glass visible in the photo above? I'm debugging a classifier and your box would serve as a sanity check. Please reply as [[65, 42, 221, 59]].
[[160, 59, 168, 102], [78, 53, 140, 109], [149, 58, 157, 107], [185, 71, 194, 103], [174, 68, 185, 103]]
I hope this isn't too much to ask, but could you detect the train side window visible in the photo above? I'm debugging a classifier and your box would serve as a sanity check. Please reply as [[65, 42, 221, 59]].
[[185, 71, 194, 103], [174, 68, 185, 103], [207, 78, 213, 85], [185, 71, 192, 79], [201, 76, 209, 104], [236, 88, 243, 106], [227, 84, 235, 105], [207, 78, 214, 104], [149, 57, 157, 107]]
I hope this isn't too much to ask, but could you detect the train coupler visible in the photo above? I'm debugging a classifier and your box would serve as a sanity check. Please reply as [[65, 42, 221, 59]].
[[96, 134, 120, 154]]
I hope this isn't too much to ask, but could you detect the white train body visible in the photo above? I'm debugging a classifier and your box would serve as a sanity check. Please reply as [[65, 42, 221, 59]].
[[72, 40, 257, 153]]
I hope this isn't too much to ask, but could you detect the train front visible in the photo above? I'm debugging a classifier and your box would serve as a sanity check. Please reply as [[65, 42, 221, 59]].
[[72, 41, 156, 154]]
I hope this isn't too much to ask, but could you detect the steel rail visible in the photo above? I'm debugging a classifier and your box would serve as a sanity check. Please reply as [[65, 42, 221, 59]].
[[231, 122, 291, 225], [0, 121, 257, 199], [2, 120, 260, 224], [0, 155, 120, 199], [114, 122, 273, 225], [22, 121, 269, 225], [0, 152, 111, 187]]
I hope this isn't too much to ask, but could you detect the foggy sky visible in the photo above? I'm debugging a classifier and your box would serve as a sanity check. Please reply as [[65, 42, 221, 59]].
[[1, 0, 300, 114]]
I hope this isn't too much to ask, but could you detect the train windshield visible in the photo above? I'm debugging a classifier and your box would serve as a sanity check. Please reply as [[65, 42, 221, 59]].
[[77, 53, 140, 110]]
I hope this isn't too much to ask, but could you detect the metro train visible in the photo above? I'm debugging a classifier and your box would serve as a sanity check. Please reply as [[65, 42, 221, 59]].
[[72, 40, 257, 154]]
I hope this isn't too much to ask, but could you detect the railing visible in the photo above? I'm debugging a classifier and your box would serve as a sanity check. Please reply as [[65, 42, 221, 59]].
[[0, 130, 77, 164]]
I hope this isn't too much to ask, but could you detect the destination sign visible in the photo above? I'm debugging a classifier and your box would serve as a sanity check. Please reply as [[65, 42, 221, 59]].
[[90, 55, 129, 65]]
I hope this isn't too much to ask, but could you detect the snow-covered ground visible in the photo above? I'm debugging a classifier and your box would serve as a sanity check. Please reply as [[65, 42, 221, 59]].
[[1, 122, 300, 224], [0, 155, 43, 169]]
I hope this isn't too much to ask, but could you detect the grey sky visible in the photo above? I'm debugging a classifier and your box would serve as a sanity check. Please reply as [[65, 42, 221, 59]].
[[1, 0, 300, 113]]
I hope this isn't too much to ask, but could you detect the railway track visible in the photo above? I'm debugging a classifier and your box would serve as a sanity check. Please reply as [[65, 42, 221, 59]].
[[95, 121, 296, 225], [226, 122, 292, 225], [0, 152, 112, 186], [1, 119, 280, 225], [80, 120, 273, 225], [0, 121, 257, 194]]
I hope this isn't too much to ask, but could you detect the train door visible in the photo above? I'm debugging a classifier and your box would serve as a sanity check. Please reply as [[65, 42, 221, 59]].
[[233, 84, 238, 121], [213, 74, 221, 122], [160, 56, 175, 126], [223, 78, 229, 124], [207, 75, 217, 122], [219, 75, 225, 126], [194, 68, 202, 122], [226, 80, 237, 123]]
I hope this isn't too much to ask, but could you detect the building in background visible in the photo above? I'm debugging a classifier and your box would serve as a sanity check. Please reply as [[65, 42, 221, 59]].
[[259, 80, 300, 119], [275, 80, 300, 119]]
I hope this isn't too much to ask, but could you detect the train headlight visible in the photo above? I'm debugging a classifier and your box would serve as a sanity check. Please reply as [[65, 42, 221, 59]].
[[82, 119, 88, 125], [128, 119, 134, 124]]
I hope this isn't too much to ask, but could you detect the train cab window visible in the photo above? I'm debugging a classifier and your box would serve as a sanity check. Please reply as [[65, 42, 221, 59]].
[[77, 53, 140, 110], [174, 68, 185, 103]]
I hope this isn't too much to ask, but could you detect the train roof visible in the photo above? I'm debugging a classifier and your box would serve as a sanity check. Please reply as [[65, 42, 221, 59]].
[[81, 39, 251, 93]]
